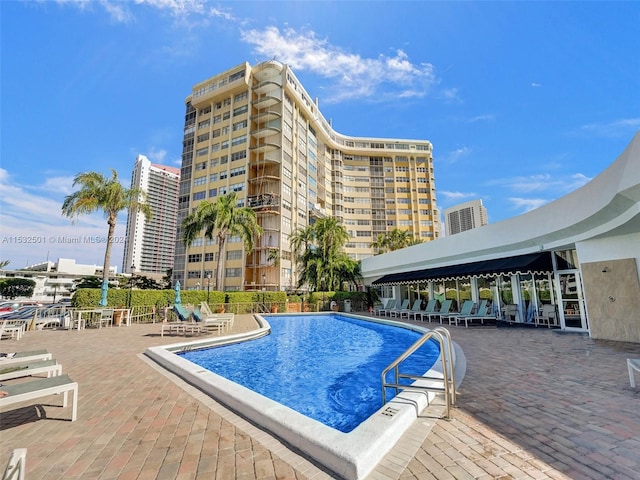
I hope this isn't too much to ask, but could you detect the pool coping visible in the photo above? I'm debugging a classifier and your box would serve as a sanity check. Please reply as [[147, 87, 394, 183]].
[[145, 313, 466, 480]]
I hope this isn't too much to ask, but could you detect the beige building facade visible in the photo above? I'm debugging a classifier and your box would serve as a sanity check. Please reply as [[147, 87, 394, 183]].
[[174, 60, 440, 292]]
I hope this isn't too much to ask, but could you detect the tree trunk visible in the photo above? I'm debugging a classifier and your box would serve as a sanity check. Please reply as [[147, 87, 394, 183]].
[[103, 216, 117, 283], [216, 233, 226, 292]]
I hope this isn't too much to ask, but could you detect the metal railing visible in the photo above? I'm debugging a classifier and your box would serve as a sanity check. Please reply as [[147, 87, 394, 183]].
[[381, 326, 456, 419]]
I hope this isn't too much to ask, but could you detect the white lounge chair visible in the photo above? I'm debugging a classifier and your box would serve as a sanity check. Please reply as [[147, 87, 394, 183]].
[[628, 359, 640, 388], [0, 319, 27, 341], [0, 359, 62, 382], [0, 374, 78, 421], [0, 350, 52, 366], [2, 448, 26, 480]]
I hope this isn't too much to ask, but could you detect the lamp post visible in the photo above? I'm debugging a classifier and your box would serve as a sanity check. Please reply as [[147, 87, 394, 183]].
[[206, 272, 211, 303], [262, 273, 266, 305]]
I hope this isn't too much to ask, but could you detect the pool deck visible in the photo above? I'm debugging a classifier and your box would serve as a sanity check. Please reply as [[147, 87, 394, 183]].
[[1, 314, 639, 479]]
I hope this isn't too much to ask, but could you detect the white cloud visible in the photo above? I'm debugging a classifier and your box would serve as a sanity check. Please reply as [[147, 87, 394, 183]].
[[439, 191, 477, 201], [508, 197, 549, 213], [441, 146, 471, 164], [0, 169, 126, 270], [146, 147, 168, 163], [577, 118, 640, 138], [240, 26, 437, 102], [486, 172, 591, 195], [531, 82, 543, 87]]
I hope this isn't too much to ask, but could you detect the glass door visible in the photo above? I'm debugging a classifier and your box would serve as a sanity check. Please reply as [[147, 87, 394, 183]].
[[553, 250, 588, 332]]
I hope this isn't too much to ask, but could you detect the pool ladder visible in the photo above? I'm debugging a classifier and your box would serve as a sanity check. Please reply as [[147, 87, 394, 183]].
[[381, 327, 457, 419]]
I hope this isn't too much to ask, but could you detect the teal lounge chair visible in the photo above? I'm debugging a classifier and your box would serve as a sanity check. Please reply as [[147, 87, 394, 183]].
[[0, 374, 78, 421], [400, 299, 423, 318], [411, 299, 438, 321], [377, 299, 397, 316], [444, 300, 475, 325], [426, 299, 453, 323], [390, 299, 410, 317]]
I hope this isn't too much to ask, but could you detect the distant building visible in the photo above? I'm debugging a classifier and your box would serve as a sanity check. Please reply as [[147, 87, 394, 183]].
[[444, 199, 488, 236], [0, 258, 118, 302], [175, 60, 441, 292], [122, 155, 180, 275]]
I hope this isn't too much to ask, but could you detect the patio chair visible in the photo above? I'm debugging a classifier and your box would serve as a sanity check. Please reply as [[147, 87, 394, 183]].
[[443, 300, 475, 325], [538, 304, 558, 327], [0, 350, 52, 366], [504, 304, 519, 322], [0, 373, 78, 421], [411, 299, 438, 321], [400, 299, 423, 318], [426, 299, 453, 323], [95, 309, 114, 329], [0, 358, 62, 382], [390, 299, 410, 317], [0, 319, 27, 341]]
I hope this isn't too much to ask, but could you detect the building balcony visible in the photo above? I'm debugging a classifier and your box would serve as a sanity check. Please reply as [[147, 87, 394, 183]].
[[250, 125, 282, 139], [250, 140, 281, 154], [248, 193, 281, 212], [252, 93, 281, 109]]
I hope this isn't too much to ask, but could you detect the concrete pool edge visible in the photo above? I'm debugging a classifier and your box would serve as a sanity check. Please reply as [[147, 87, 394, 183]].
[[145, 313, 466, 480]]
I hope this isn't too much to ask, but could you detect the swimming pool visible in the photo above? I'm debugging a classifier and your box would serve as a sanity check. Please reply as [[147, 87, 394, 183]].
[[179, 314, 440, 433], [146, 312, 465, 480]]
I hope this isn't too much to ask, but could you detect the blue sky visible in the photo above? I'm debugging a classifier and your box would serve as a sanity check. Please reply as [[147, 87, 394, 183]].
[[1, 0, 639, 271]]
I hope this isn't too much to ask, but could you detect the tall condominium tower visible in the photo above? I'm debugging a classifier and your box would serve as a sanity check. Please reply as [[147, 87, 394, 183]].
[[175, 60, 440, 292], [123, 155, 180, 275], [443, 199, 488, 236]]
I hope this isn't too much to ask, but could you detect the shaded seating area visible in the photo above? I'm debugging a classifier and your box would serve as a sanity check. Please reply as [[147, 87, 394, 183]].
[[400, 299, 423, 319]]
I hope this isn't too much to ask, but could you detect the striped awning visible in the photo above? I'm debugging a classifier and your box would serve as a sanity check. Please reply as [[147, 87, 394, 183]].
[[372, 252, 556, 286]]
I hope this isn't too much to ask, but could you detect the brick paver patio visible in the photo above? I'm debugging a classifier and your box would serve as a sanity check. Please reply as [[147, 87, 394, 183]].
[[1, 314, 639, 479]]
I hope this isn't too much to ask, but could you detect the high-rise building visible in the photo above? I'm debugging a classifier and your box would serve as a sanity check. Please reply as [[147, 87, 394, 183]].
[[174, 60, 440, 291], [443, 199, 488, 236], [123, 155, 180, 275]]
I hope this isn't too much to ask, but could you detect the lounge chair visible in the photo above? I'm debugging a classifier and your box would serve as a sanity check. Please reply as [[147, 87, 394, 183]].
[[443, 300, 475, 325], [426, 299, 453, 323], [400, 299, 423, 319], [457, 300, 495, 328], [628, 359, 640, 388], [0, 350, 52, 366], [377, 299, 397, 316], [411, 299, 438, 321], [3, 448, 26, 480], [192, 307, 231, 334], [0, 373, 78, 421], [0, 359, 62, 382], [390, 299, 410, 318]]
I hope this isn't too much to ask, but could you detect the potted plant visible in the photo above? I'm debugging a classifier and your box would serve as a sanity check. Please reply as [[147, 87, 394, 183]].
[[365, 287, 380, 314]]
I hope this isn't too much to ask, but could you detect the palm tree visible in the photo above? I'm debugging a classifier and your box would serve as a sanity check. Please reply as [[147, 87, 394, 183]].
[[182, 191, 262, 291], [290, 217, 359, 291], [370, 228, 422, 254], [62, 169, 150, 305]]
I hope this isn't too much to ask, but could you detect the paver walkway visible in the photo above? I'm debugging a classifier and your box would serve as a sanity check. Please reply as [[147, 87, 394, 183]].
[[1, 315, 639, 479]]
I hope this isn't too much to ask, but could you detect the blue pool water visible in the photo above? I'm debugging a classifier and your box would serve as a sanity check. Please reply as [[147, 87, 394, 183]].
[[180, 314, 440, 433]]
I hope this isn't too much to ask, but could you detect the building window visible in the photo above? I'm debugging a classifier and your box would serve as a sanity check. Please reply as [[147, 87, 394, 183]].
[[193, 191, 206, 201], [188, 254, 202, 263], [225, 268, 242, 277], [226, 250, 243, 260]]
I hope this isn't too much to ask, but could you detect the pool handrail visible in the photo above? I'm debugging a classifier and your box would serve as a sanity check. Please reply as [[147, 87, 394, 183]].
[[381, 326, 456, 419]]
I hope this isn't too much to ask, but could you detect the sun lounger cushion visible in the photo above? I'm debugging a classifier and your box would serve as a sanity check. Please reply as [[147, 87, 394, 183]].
[[0, 359, 62, 382]]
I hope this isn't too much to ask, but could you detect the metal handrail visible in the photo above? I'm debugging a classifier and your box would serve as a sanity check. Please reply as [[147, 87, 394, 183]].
[[381, 327, 456, 419]]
